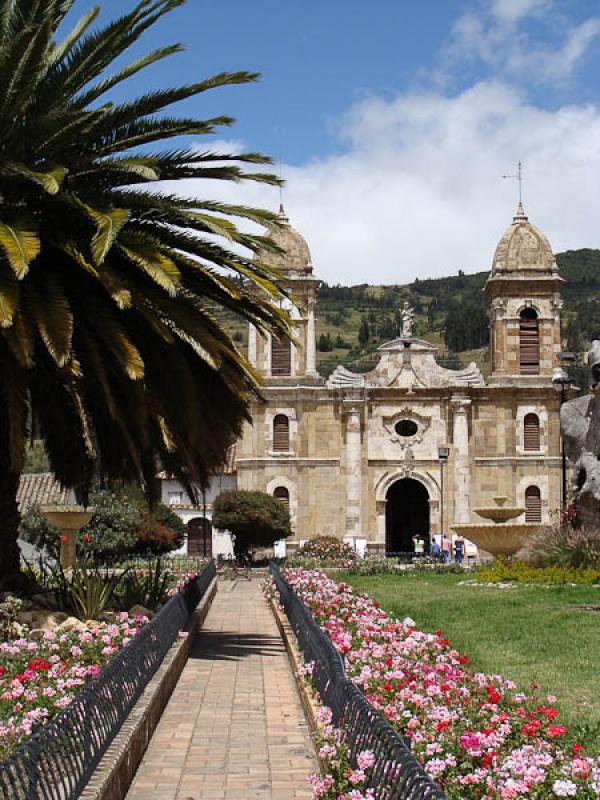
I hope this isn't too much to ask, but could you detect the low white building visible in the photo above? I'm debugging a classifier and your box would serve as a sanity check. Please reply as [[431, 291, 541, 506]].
[[160, 445, 237, 558]]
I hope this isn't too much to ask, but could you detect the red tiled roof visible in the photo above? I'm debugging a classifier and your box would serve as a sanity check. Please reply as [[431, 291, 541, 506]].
[[17, 473, 74, 512]]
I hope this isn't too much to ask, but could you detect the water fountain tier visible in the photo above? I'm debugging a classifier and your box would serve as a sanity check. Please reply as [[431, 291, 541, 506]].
[[451, 497, 545, 558]]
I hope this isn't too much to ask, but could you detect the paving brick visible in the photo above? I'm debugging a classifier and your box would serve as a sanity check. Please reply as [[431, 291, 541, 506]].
[[126, 581, 316, 799]]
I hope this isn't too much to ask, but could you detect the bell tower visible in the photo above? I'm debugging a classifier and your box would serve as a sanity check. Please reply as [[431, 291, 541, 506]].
[[248, 205, 321, 382], [485, 203, 563, 383]]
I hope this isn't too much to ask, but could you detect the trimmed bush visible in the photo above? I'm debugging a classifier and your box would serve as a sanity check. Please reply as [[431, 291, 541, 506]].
[[212, 490, 292, 559]]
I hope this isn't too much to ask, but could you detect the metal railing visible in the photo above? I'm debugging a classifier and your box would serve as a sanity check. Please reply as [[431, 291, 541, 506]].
[[0, 559, 216, 800], [270, 563, 446, 800]]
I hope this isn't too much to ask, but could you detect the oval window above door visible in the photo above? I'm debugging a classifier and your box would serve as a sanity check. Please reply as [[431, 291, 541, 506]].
[[395, 419, 418, 437]]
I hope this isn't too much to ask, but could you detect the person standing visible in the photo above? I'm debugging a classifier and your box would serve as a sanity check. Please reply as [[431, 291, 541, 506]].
[[413, 534, 425, 558], [430, 536, 441, 560], [441, 536, 451, 564], [454, 535, 465, 565]]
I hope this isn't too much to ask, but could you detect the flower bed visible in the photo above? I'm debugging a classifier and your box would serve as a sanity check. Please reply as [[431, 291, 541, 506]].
[[0, 613, 147, 759], [288, 536, 358, 568], [283, 568, 600, 799]]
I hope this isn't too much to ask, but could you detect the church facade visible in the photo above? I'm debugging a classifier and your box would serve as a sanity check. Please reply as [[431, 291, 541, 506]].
[[236, 203, 565, 554]]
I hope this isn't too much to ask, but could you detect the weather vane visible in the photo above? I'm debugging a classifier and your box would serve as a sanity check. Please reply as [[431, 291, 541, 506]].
[[502, 160, 523, 205]]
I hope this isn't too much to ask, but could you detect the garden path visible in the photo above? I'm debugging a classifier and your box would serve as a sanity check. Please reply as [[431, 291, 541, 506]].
[[125, 579, 316, 800]]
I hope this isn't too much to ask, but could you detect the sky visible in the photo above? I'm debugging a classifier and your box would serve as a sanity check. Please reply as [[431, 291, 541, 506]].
[[67, 0, 600, 285]]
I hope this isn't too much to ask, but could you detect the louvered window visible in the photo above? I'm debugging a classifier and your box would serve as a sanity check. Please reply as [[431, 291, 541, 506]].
[[274, 486, 290, 509], [519, 309, 540, 375], [271, 335, 291, 376], [273, 415, 290, 452], [523, 413, 540, 451], [525, 485, 542, 523]]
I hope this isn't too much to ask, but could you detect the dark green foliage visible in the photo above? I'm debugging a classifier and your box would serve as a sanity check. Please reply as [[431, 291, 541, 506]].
[[358, 318, 370, 346], [212, 489, 292, 559], [115, 559, 171, 611], [318, 333, 333, 352], [19, 489, 187, 561], [444, 299, 489, 353], [23, 441, 50, 473], [81, 490, 140, 560]]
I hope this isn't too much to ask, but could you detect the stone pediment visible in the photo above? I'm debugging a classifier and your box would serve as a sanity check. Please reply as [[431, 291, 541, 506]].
[[326, 337, 484, 390]]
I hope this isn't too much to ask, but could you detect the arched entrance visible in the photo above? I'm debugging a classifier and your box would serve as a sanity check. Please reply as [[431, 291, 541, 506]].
[[187, 517, 213, 557], [385, 478, 430, 555]]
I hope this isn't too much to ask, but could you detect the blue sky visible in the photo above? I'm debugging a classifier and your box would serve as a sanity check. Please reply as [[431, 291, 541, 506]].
[[65, 1, 600, 284]]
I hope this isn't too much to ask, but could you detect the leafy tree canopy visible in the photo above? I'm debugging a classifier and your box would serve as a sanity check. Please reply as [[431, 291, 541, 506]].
[[0, 0, 291, 587], [212, 490, 292, 559]]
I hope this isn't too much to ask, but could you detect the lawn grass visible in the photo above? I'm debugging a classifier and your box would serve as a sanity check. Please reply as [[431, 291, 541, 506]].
[[338, 572, 600, 737]]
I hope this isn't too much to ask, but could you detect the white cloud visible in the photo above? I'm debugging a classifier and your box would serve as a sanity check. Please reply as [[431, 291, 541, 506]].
[[179, 81, 600, 286], [444, 1, 600, 85], [490, 0, 551, 24]]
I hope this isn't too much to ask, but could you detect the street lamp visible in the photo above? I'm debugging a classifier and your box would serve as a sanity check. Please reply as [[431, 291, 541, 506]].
[[438, 445, 449, 557], [552, 352, 575, 513]]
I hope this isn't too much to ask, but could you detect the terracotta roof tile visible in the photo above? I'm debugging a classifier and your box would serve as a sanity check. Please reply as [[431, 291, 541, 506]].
[[17, 473, 74, 513]]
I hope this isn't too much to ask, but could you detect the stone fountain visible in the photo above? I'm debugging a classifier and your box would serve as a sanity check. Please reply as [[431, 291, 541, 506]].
[[451, 496, 547, 558], [39, 505, 95, 569]]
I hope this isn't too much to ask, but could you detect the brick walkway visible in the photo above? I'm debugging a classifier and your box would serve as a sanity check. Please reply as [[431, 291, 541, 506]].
[[126, 580, 316, 800]]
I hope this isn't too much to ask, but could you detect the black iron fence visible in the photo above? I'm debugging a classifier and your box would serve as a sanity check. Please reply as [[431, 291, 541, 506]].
[[270, 563, 446, 800], [0, 559, 216, 800]]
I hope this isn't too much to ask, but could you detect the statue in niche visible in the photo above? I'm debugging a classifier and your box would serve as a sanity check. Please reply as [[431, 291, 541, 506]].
[[400, 302, 416, 338], [560, 340, 600, 524]]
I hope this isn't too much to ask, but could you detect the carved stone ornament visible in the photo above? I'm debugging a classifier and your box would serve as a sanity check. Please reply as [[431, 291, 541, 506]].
[[383, 407, 432, 449]]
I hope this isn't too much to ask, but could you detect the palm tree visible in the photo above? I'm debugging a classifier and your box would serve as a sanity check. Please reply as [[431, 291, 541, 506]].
[[0, 0, 290, 589]]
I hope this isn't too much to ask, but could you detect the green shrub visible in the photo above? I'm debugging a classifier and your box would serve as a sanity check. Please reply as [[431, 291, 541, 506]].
[[475, 560, 600, 585], [19, 507, 61, 558], [114, 560, 172, 611], [78, 491, 140, 561], [518, 524, 600, 570], [21, 492, 187, 563], [212, 490, 292, 559]]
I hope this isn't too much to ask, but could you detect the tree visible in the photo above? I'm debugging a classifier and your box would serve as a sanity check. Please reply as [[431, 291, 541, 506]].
[[0, 1, 291, 588], [212, 490, 292, 559], [318, 333, 332, 352], [358, 318, 370, 346]]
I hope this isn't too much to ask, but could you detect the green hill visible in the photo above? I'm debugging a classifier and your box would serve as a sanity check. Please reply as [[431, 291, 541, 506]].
[[314, 248, 600, 380], [215, 248, 600, 382]]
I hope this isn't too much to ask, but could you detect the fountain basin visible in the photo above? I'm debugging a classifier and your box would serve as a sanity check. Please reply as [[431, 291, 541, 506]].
[[39, 505, 95, 569], [475, 507, 525, 523], [451, 523, 548, 557]]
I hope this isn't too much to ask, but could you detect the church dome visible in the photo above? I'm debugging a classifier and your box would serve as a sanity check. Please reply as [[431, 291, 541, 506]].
[[491, 203, 557, 275], [257, 205, 312, 274]]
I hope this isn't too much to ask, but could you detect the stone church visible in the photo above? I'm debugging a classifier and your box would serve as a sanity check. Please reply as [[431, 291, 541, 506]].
[[236, 202, 564, 555]]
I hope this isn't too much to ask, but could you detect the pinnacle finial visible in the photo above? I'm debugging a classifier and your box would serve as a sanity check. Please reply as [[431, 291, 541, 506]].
[[514, 201, 528, 221], [277, 203, 289, 224]]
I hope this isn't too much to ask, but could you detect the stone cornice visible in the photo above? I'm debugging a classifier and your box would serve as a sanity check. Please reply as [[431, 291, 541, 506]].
[[236, 457, 340, 467]]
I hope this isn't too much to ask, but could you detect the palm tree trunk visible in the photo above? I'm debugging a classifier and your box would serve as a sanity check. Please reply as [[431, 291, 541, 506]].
[[0, 414, 22, 590]]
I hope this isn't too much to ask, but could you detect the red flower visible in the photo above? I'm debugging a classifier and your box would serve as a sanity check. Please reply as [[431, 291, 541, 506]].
[[59, 534, 67, 544], [572, 743, 583, 755], [81, 534, 91, 543], [521, 720, 542, 736], [547, 725, 567, 738], [486, 686, 500, 705]]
